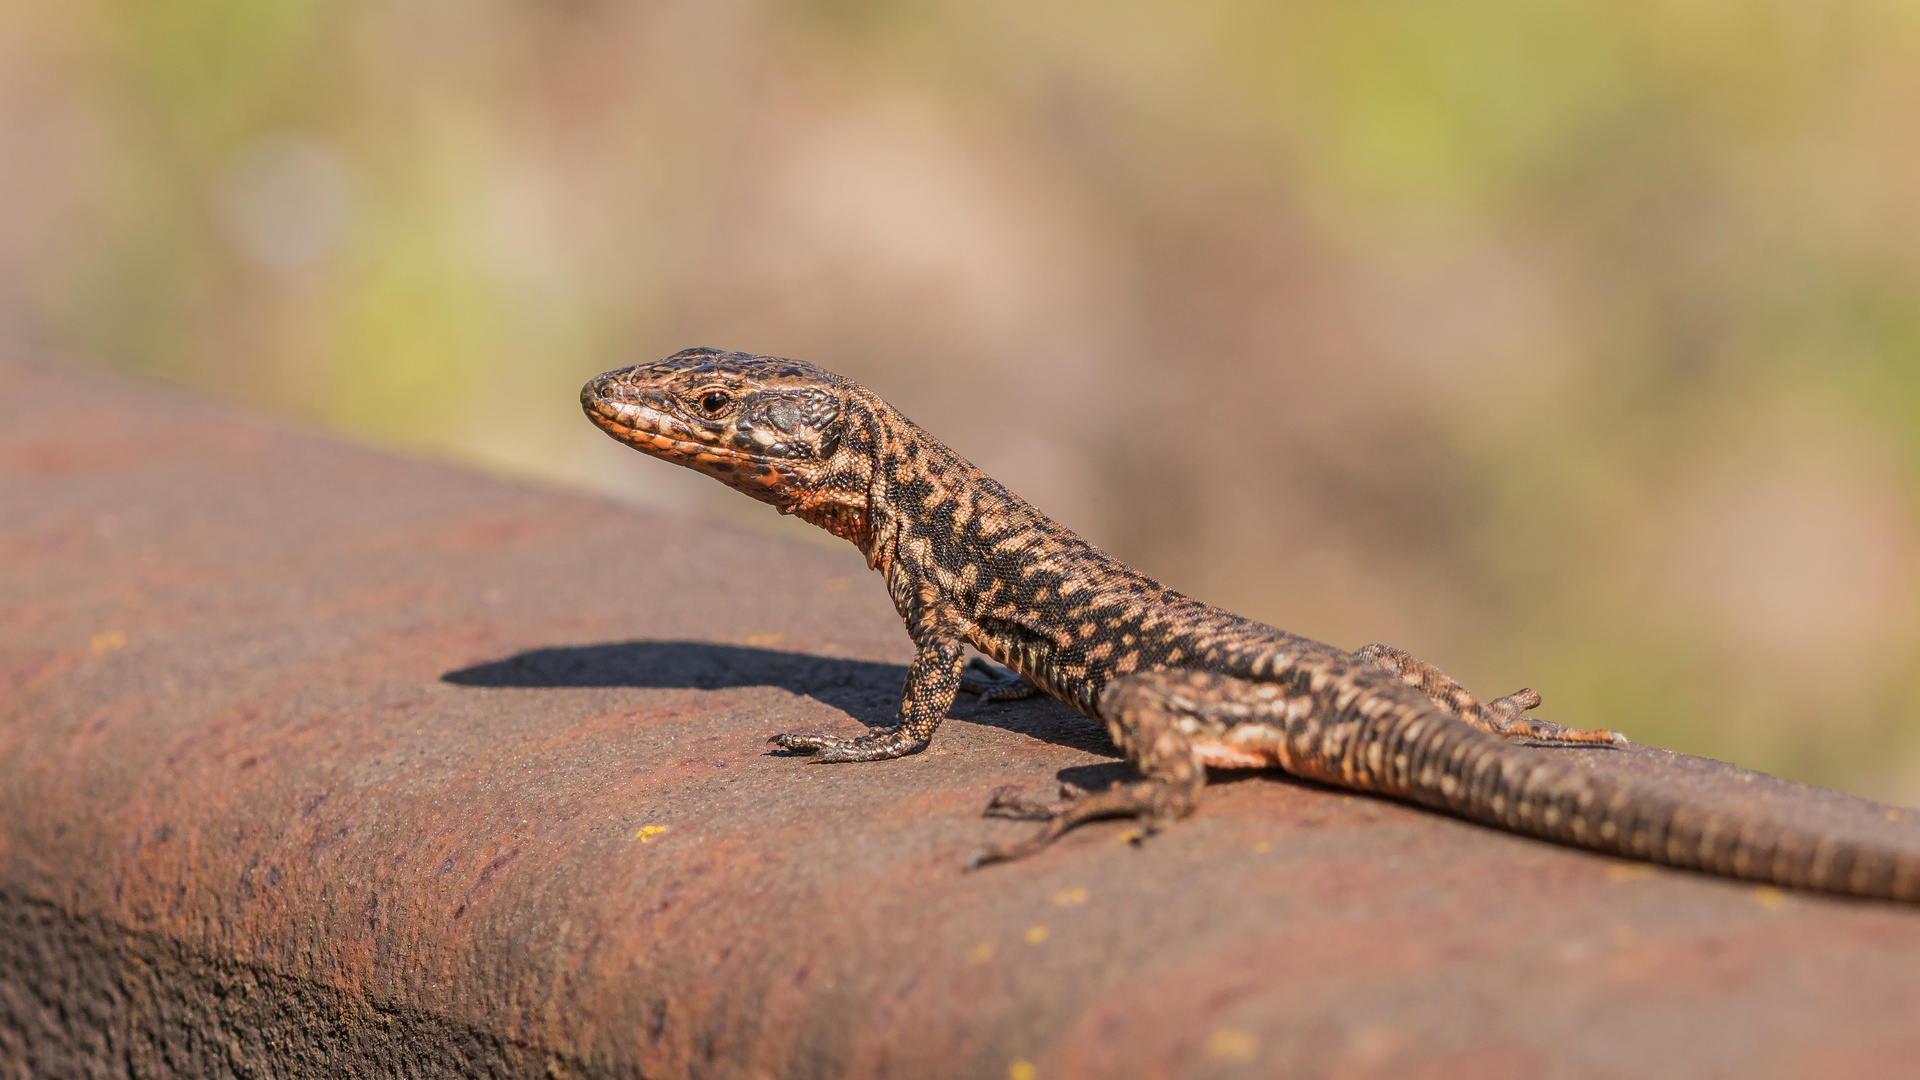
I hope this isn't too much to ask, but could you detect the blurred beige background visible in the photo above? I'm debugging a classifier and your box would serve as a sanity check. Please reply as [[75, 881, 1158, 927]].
[[5, 1, 1919, 800]]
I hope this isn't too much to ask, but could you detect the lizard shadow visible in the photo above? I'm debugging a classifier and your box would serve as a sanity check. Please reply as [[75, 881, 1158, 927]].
[[440, 639, 1120, 757]]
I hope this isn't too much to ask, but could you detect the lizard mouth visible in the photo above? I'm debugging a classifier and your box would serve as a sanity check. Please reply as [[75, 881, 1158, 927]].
[[586, 398, 779, 465], [583, 393, 801, 498]]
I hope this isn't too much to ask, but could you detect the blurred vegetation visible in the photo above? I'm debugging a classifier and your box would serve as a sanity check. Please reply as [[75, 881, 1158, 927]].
[[5, 0, 1920, 798]]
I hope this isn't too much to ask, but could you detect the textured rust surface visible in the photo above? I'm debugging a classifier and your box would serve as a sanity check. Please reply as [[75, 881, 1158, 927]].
[[3, 356, 1920, 1080]]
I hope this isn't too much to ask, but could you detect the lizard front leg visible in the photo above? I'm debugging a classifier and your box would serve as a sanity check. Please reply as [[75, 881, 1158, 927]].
[[1354, 642, 1625, 746], [769, 635, 966, 762]]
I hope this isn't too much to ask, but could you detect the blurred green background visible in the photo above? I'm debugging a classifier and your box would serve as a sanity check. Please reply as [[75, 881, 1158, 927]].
[[5, 1, 1920, 800]]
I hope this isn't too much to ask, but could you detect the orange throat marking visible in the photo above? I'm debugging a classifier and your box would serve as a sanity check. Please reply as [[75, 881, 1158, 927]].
[[793, 494, 873, 552]]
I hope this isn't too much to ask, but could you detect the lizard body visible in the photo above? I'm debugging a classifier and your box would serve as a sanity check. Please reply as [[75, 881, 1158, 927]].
[[583, 347, 1920, 900]]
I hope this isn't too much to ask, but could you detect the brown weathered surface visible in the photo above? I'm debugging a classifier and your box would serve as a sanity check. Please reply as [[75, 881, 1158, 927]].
[[3, 357, 1919, 1080]]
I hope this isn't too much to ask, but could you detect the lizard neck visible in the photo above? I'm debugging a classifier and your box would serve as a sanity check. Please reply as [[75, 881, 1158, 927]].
[[863, 396, 1025, 574], [785, 392, 911, 571]]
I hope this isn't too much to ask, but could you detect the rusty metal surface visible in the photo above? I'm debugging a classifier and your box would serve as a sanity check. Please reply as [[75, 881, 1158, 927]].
[[4, 356, 1920, 1080]]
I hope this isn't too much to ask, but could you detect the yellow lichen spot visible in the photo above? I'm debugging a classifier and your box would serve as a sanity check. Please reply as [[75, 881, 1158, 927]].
[[745, 632, 785, 647], [1605, 864, 1655, 882], [1888, 809, 1902, 822], [90, 630, 127, 654], [635, 825, 668, 843], [820, 577, 852, 592], [1052, 888, 1088, 907], [1114, 828, 1144, 845], [1611, 924, 1635, 948], [1008, 1060, 1037, 1080], [1207, 1028, 1259, 1062], [1752, 886, 1786, 910], [1252, 840, 1273, 853], [967, 942, 994, 964], [1025, 925, 1049, 945]]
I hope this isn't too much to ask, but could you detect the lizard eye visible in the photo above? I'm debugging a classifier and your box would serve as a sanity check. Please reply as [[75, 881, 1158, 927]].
[[696, 390, 733, 417]]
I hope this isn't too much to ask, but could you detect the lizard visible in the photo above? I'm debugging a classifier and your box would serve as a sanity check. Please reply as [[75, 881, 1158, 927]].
[[582, 347, 1920, 901]]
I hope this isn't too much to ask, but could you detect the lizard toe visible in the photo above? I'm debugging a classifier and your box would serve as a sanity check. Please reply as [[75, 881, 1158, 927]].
[[982, 785, 1061, 820], [767, 732, 839, 754]]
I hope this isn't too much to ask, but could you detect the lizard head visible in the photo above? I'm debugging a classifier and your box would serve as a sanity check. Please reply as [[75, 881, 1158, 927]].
[[583, 348, 871, 540]]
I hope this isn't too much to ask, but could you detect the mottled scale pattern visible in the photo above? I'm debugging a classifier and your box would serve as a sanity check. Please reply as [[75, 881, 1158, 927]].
[[584, 348, 1920, 900]]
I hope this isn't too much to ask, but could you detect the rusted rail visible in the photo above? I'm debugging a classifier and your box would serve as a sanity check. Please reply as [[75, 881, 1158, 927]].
[[4, 357, 1919, 1079]]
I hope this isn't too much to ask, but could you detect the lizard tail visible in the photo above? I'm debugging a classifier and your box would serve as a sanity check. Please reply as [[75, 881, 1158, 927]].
[[1360, 712, 1920, 902]]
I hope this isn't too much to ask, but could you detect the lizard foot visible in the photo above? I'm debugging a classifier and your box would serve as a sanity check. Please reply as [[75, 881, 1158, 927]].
[[1483, 688, 1627, 746], [1356, 643, 1627, 747], [966, 779, 1193, 869], [767, 726, 931, 762], [1488, 711, 1628, 746], [959, 657, 1041, 703], [980, 781, 1090, 820]]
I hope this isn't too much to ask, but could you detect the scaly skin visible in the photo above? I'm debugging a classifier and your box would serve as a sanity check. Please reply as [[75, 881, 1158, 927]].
[[584, 347, 1920, 900]]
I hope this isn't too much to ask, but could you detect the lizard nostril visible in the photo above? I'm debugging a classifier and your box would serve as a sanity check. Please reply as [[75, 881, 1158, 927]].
[[583, 373, 632, 404]]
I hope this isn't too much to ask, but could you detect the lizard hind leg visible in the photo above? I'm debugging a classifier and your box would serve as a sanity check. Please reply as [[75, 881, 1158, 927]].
[[1354, 643, 1626, 747], [965, 672, 1211, 869]]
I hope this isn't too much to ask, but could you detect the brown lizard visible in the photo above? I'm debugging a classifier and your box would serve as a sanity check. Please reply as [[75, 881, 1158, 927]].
[[582, 347, 1920, 900]]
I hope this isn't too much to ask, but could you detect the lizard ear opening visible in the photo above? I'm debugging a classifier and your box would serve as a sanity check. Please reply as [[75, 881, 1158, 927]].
[[798, 390, 847, 461], [816, 412, 844, 461]]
